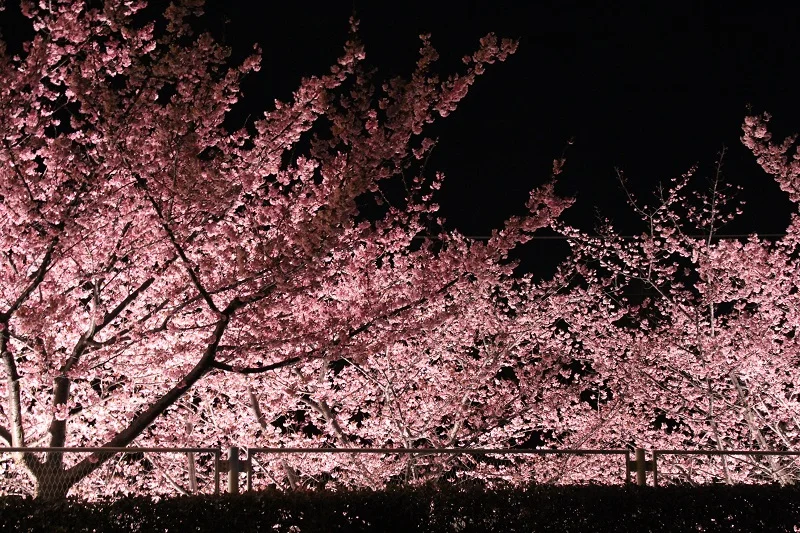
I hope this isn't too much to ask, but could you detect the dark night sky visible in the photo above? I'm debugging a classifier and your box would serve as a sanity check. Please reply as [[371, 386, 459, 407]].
[[5, 1, 800, 273], [206, 1, 800, 250], [205, 0, 800, 274]]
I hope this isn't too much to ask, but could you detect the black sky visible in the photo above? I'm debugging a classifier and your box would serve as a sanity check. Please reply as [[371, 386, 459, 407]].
[[4, 1, 799, 273], [207, 1, 799, 244], [203, 1, 800, 274]]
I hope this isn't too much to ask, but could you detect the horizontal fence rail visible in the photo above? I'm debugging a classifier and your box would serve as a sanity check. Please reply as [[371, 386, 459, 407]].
[[246, 447, 630, 454], [244, 447, 633, 492], [1, 447, 222, 498], [651, 449, 800, 487], [2, 446, 798, 498]]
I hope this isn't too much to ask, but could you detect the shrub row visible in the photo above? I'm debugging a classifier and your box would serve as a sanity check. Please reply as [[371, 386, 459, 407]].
[[1, 484, 799, 532]]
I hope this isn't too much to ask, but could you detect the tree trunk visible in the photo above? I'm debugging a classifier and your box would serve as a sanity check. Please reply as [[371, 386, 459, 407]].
[[35, 468, 72, 501]]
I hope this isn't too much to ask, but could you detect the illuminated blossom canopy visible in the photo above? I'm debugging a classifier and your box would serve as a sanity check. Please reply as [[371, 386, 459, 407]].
[[0, 0, 578, 498], [2, 0, 800, 500], [556, 114, 800, 484]]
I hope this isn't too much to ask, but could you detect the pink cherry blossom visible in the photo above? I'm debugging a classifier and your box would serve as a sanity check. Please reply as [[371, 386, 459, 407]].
[[0, 0, 568, 499]]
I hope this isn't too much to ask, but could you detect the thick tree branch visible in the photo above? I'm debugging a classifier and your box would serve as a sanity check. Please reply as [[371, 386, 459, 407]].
[[141, 184, 220, 314], [2, 347, 25, 447], [1, 335, 42, 473], [47, 376, 71, 452], [63, 277, 156, 374], [1, 239, 58, 321], [45, 277, 160, 451], [344, 276, 459, 340], [211, 356, 301, 374], [99, 277, 156, 331], [65, 313, 231, 485]]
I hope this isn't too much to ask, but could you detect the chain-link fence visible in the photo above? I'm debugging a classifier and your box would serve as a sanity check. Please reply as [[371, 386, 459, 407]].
[[4, 446, 799, 497], [242, 448, 633, 492], [651, 449, 800, 486], [0, 447, 221, 500]]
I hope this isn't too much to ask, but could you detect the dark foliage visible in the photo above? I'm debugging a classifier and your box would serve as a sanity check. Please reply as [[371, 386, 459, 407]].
[[1, 484, 798, 532]]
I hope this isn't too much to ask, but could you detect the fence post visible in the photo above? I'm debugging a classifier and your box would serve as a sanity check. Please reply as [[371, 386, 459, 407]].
[[185, 422, 197, 493], [635, 447, 647, 486], [214, 450, 220, 495], [624, 450, 632, 485], [246, 451, 253, 493], [228, 446, 240, 494], [652, 451, 659, 487]]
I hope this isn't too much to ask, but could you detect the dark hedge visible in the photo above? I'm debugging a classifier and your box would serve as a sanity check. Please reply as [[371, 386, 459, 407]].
[[1, 484, 798, 532]]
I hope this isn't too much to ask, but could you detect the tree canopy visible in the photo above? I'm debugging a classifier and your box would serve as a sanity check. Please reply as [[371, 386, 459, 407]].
[[1, 0, 799, 499]]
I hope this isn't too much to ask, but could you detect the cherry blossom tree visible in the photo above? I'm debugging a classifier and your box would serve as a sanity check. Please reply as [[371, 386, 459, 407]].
[[0, 0, 588, 499], [234, 227, 608, 490], [557, 116, 800, 484], [10, 0, 797, 501]]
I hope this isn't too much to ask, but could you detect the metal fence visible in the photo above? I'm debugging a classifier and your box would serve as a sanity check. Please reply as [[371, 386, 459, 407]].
[[243, 447, 632, 492], [2, 446, 798, 498], [0, 447, 221, 499], [651, 449, 800, 487]]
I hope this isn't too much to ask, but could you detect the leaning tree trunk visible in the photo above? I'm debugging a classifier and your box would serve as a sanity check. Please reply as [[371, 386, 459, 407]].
[[34, 464, 73, 501]]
